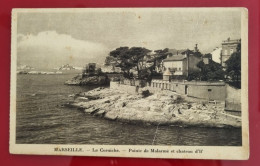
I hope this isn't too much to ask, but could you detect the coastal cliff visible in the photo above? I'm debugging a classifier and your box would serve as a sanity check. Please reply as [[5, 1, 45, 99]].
[[67, 87, 241, 128]]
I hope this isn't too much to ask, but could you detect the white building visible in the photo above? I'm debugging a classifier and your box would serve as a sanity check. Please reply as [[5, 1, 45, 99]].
[[162, 51, 201, 77], [163, 54, 187, 75], [211, 47, 222, 64]]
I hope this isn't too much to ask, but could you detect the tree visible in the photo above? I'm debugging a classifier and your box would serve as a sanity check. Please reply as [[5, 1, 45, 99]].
[[104, 56, 117, 66], [187, 71, 201, 81], [105, 47, 134, 77], [105, 47, 151, 78], [225, 43, 241, 88], [194, 58, 225, 81], [126, 47, 151, 78], [139, 68, 152, 81], [150, 48, 172, 73]]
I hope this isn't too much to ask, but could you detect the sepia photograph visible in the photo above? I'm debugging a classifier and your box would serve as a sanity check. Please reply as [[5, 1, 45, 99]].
[[10, 8, 249, 159]]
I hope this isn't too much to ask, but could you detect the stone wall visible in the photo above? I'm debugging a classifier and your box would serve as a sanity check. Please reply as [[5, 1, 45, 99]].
[[151, 80, 226, 101], [225, 84, 241, 112], [111, 80, 238, 104], [187, 83, 226, 101], [174, 83, 186, 95]]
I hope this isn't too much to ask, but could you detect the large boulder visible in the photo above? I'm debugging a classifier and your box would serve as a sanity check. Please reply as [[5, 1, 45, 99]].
[[81, 76, 108, 85], [65, 79, 81, 85]]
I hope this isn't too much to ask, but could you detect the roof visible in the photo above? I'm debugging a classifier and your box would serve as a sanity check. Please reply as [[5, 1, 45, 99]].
[[222, 38, 241, 45], [163, 54, 186, 62]]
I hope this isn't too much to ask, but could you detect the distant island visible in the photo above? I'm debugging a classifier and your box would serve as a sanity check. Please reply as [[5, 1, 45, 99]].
[[17, 64, 34, 70], [17, 64, 63, 75], [17, 64, 86, 75], [54, 64, 83, 71], [17, 70, 63, 75]]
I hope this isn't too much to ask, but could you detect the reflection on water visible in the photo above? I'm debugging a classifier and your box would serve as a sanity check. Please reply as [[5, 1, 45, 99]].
[[16, 74, 242, 146]]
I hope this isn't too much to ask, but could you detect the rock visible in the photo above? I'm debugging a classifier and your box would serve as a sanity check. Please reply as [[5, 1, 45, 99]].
[[84, 95, 100, 100], [104, 110, 118, 120], [65, 79, 81, 85], [68, 94, 75, 97], [178, 108, 182, 114], [65, 75, 109, 86], [139, 107, 150, 112], [84, 107, 99, 114], [75, 97, 89, 102], [172, 95, 178, 100], [66, 87, 241, 128], [181, 104, 189, 109], [187, 103, 192, 109], [80, 76, 108, 85], [104, 100, 110, 103], [153, 106, 162, 112], [64, 102, 77, 108], [164, 105, 175, 113], [114, 101, 127, 108], [122, 102, 127, 107], [94, 109, 106, 117]]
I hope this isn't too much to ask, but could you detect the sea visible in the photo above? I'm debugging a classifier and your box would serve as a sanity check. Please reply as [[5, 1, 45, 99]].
[[16, 72, 242, 146]]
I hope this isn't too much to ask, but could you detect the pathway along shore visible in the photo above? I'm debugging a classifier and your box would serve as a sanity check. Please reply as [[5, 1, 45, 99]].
[[67, 87, 241, 128]]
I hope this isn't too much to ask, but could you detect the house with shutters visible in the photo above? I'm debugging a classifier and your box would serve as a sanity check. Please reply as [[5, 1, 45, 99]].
[[162, 45, 202, 78]]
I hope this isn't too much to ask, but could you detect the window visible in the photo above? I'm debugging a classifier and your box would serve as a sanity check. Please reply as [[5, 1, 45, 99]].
[[230, 49, 234, 54], [179, 67, 181, 71], [208, 89, 212, 92]]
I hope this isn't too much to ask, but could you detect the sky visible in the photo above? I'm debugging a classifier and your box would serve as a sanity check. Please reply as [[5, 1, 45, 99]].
[[16, 8, 241, 69]]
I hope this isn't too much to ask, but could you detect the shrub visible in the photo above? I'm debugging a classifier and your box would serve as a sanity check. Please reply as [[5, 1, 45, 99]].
[[141, 90, 150, 98], [175, 95, 184, 104]]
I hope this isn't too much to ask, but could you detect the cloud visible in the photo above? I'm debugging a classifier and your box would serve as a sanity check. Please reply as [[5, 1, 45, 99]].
[[17, 31, 109, 68]]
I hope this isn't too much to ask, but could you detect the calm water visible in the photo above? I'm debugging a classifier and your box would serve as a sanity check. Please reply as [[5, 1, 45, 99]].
[[16, 74, 242, 146]]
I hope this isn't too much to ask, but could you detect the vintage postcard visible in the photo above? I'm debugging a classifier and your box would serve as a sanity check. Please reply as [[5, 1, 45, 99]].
[[10, 8, 249, 159]]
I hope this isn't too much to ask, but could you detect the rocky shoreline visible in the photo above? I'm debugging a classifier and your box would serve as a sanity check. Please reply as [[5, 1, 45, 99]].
[[65, 74, 109, 85], [66, 87, 241, 128]]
